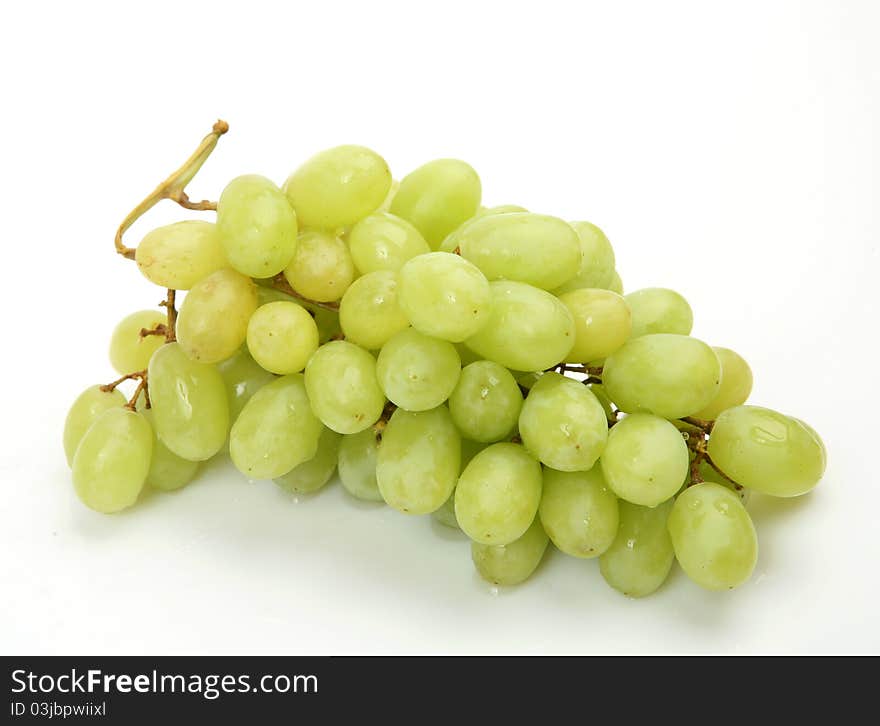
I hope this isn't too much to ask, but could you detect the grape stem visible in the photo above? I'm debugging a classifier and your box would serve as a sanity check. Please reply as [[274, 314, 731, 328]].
[[680, 416, 713, 434], [372, 401, 399, 438], [125, 376, 150, 411], [269, 274, 340, 312], [114, 120, 229, 260], [159, 289, 178, 342], [140, 324, 168, 338], [100, 370, 146, 393]]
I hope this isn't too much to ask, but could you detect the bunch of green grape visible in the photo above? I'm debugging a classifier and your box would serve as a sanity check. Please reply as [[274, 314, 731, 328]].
[[63, 126, 827, 598]]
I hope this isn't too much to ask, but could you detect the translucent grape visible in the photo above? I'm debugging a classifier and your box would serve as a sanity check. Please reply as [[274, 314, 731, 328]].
[[274, 426, 341, 494], [552, 221, 616, 294], [448, 361, 523, 442], [337, 429, 384, 502], [246, 301, 318, 374], [559, 289, 632, 363], [433, 490, 460, 529], [108, 310, 167, 374], [691, 347, 753, 420], [216, 348, 276, 424], [471, 517, 549, 586], [339, 270, 409, 350], [301, 302, 342, 344], [792, 417, 827, 471], [475, 204, 528, 217], [376, 329, 461, 411], [141, 409, 200, 492], [283, 230, 354, 302], [625, 288, 693, 338], [588, 383, 617, 424], [607, 270, 624, 295], [136, 220, 227, 290], [348, 212, 430, 274], [63, 385, 127, 466]]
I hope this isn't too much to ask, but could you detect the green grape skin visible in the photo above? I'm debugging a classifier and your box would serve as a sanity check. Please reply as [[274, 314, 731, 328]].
[[398, 252, 492, 342], [216, 348, 276, 424], [284, 145, 392, 229], [376, 406, 461, 514], [668, 482, 758, 591], [283, 230, 355, 303], [707, 406, 826, 497], [475, 204, 528, 217], [599, 500, 675, 597], [696, 458, 749, 504], [607, 270, 624, 295], [455, 442, 543, 545], [471, 516, 549, 586], [147, 342, 229, 461], [600, 413, 689, 507], [298, 302, 342, 345], [337, 428, 384, 502], [691, 347, 753, 420], [588, 383, 617, 424], [539, 467, 619, 559], [390, 159, 482, 248], [108, 310, 167, 375], [72, 407, 153, 513], [518, 373, 608, 472], [465, 281, 575, 371], [141, 409, 200, 492], [552, 221, 616, 294], [246, 301, 318, 374], [229, 374, 322, 480], [348, 212, 431, 274], [433, 490, 460, 529], [63, 385, 127, 466], [135, 220, 227, 290], [625, 288, 694, 338], [602, 334, 721, 419], [378, 179, 399, 212], [375, 329, 461, 411], [448, 361, 523, 443], [792, 417, 827, 471], [455, 343, 483, 367], [216, 174, 298, 278], [274, 426, 341, 494], [559, 289, 632, 363], [176, 268, 258, 364], [339, 270, 410, 350], [304, 341, 386, 434]]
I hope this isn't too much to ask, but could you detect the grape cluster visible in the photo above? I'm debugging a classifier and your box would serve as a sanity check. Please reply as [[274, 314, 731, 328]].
[[63, 123, 827, 597]]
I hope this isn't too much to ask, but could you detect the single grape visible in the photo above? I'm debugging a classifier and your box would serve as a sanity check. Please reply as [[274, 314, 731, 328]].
[[448, 361, 523, 442], [136, 220, 227, 290], [337, 428, 384, 503], [216, 348, 276, 425], [588, 383, 617, 423], [108, 310, 167, 375], [339, 270, 410, 350], [63, 385, 127, 466], [141, 408, 200, 492], [552, 221, 616, 294], [375, 329, 461, 411], [792, 417, 827, 471], [607, 270, 624, 295], [348, 212, 430, 274], [625, 288, 693, 338], [246, 301, 318, 374], [274, 426, 341, 494], [691, 347, 753, 420], [283, 230, 354, 302], [471, 517, 549, 586], [559, 288, 632, 363]]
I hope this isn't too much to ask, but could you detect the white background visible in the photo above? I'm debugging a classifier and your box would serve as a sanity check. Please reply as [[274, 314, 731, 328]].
[[1, 0, 877, 654]]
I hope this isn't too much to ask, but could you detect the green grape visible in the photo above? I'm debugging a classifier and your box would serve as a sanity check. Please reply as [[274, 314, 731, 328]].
[[339, 270, 410, 350], [607, 270, 624, 295], [707, 406, 826, 497], [375, 329, 461, 411], [216, 174, 298, 278], [448, 361, 523, 442], [299, 302, 342, 344], [337, 428, 384, 502], [668, 482, 758, 590], [602, 334, 721, 419], [284, 145, 391, 229], [455, 442, 542, 545], [72, 407, 152, 513], [148, 342, 229, 461], [378, 179, 399, 212], [433, 490, 459, 529], [63, 385, 127, 466], [304, 341, 386, 434], [474, 204, 528, 217], [457, 213, 581, 290], [518, 372, 608, 472], [539, 467, 619, 558], [588, 383, 617, 423], [376, 406, 461, 514], [514, 370, 544, 390], [464, 281, 574, 371], [691, 347, 753, 420], [696, 458, 749, 504], [390, 159, 481, 248], [176, 268, 258, 364], [274, 426, 341, 494], [283, 230, 355, 302], [455, 343, 482, 367], [600, 413, 689, 507], [141, 409, 200, 492], [348, 212, 430, 274], [398, 252, 491, 342], [135, 220, 227, 290], [471, 517, 549, 586], [108, 310, 168, 374], [552, 221, 616, 294], [230, 374, 322, 480], [625, 288, 694, 338], [216, 348, 276, 424], [599, 500, 674, 597], [792, 417, 827, 471], [559, 289, 632, 363], [246, 301, 318, 374]]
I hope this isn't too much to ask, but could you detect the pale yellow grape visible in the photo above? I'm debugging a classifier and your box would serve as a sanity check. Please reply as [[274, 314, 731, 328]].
[[141, 409, 200, 492], [707, 406, 826, 497], [625, 288, 693, 338], [559, 289, 632, 363], [63, 385, 126, 466], [246, 301, 318, 374], [284, 145, 391, 229], [607, 270, 624, 295], [148, 342, 229, 461], [304, 341, 386, 434], [376, 406, 461, 514], [230, 374, 322, 480], [398, 252, 491, 342], [274, 426, 341, 494], [72, 408, 152, 513], [217, 348, 276, 424], [337, 429, 384, 502], [217, 175, 298, 277], [553, 221, 616, 294], [283, 230, 354, 302], [465, 281, 575, 371], [339, 270, 409, 350], [176, 268, 258, 364], [455, 443, 542, 545], [518, 373, 608, 472], [602, 334, 721, 419], [792, 417, 827, 471], [668, 482, 758, 590], [376, 329, 461, 411], [448, 361, 523, 442], [539, 467, 619, 558], [600, 413, 689, 507], [348, 212, 430, 274], [108, 310, 167, 374], [471, 517, 549, 586], [136, 220, 227, 290], [691, 347, 753, 420], [390, 159, 481, 247]]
